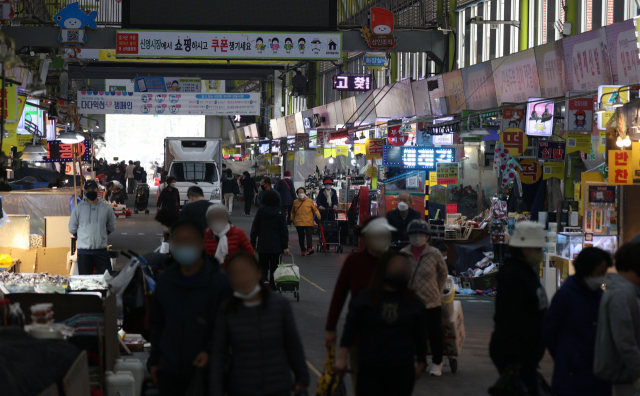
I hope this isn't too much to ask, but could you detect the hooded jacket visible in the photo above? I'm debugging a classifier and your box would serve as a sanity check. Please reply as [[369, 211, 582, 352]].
[[68, 198, 116, 250], [204, 225, 254, 267], [250, 206, 288, 253], [149, 256, 230, 377], [221, 175, 238, 195], [594, 273, 640, 384]]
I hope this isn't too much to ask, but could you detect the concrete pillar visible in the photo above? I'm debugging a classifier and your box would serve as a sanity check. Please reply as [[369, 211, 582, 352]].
[[566, 0, 578, 36], [519, 0, 529, 50], [390, 53, 398, 83], [342, 52, 349, 99]]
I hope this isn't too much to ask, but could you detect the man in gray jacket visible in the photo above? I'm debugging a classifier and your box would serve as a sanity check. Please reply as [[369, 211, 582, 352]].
[[594, 242, 640, 396], [69, 180, 117, 275]]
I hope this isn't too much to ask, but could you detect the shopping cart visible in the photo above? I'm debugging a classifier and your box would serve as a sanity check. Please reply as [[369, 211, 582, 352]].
[[428, 280, 464, 373], [274, 254, 301, 302], [316, 209, 343, 254]]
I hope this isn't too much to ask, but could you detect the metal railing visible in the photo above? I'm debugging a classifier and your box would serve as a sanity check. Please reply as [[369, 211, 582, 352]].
[[337, 0, 440, 29], [14, 0, 121, 26]]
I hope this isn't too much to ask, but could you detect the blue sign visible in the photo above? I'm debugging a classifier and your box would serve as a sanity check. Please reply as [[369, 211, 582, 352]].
[[364, 54, 388, 67], [383, 146, 454, 170]]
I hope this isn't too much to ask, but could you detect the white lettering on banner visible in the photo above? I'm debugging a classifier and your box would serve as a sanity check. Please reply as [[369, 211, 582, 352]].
[[76, 91, 261, 115], [499, 57, 541, 103], [467, 69, 492, 110], [116, 31, 342, 60], [335, 76, 349, 89], [542, 50, 565, 97], [616, 30, 640, 85], [572, 38, 604, 91]]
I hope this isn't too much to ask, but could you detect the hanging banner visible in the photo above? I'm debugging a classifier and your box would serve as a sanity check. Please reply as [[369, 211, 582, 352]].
[[366, 138, 385, 159], [565, 92, 594, 133], [77, 91, 260, 115], [597, 85, 629, 130], [606, 19, 640, 85], [411, 78, 432, 117], [534, 40, 568, 98], [491, 48, 541, 106], [566, 133, 592, 153], [426, 75, 446, 116], [116, 31, 343, 60], [461, 61, 498, 110], [442, 70, 466, 114], [336, 146, 349, 156], [133, 77, 202, 92], [537, 141, 566, 161], [363, 52, 389, 71], [563, 28, 614, 91], [518, 158, 543, 184], [501, 108, 526, 130], [1, 81, 18, 122], [608, 150, 633, 185], [500, 127, 529, 156], [543, 162, 565, 180], [436, 162, 459, 185], [387, 125, 407, 146], [525, 98, 554, 137]]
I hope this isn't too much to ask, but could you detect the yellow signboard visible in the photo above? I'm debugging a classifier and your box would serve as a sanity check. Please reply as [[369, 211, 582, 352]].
[[287, 152, 294, 161], [366, 138, 385, 160], [609, 150, 633, 185], [223, 147, 240, 155], [336, 146, 349, 156], [542, 162, 565, 180], [1, 94, 27, 154], [355, 143, 366, 154], [429, 172, 447, 187], [633, 142, 640, 175], [566, 133, 591, 154], [436, 163, 458, 185], [598, 86, 629, 130], [316, 149, 323, 157], [1, 82, 18, 122]]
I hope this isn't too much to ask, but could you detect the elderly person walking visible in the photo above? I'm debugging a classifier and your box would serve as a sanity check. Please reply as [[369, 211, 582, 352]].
[[400, 219, 448, 376], [291, 187, 321, 256], [204, 204, 254, 268]]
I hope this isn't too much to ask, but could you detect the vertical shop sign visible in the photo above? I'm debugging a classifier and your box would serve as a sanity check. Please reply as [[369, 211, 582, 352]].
[[491, 48, 541, 105], [518, 159, 543, 184], [442, 70, 466, 114], [366, 138, 385, 159], [1, 81, 17, 122], [606, 19, 640, 85], [563, 28, 614, 91], [500, 128, 529, 156], [525, 98, 554, 137], [534, 41, 568, 98], [632, 142, 640, 176], [608, 150, 633, 185], [461, 62, 498, 110], [537, 141, 566, 161], [565, 92, 594, 133], [597, 85, 629, 130]]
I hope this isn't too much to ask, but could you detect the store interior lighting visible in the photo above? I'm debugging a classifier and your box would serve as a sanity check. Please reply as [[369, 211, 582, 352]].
[[616, 135, 631, 148], [612, 94, 624, 108], [595, 101, 606, 114], [21, 134, 48, 162], [57, 126, 83, 144]]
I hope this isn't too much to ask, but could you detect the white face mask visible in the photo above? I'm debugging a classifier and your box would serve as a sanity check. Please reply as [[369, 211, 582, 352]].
[[325, 185, 332, 190], [233, 284, 261, 300], [585, 276, 605, 291], [210, 221, 228, 233], [170, 183, 177, 188], [298, 193, 306, 199], [397, 202, 409, 211], [409, 234, 428, 247]]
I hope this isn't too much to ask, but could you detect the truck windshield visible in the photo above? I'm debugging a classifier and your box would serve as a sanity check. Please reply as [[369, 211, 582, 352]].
[[170, 162, 218, 183]]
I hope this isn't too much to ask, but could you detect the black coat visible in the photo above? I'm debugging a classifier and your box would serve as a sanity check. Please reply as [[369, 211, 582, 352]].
[[386, 208, 422, 242], [240, 176, 258, 196], [276, 178, 296, 206], [250, 206, 288, 253], [158, 186, 180, 210], [221, 175, 238, 195], [149, 256, 230, 376]]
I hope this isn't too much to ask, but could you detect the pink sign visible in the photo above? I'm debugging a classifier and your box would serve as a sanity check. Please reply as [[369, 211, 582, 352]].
[[606, 19, 640, 85], [563, 28, 613, 91], [491, 48, 541, 105]]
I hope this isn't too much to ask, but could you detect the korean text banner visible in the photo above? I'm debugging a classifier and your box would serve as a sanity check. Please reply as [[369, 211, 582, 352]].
[[116, 31, 342, 60], [606, 19, 640, 85], [562, 28, 613, 91], [425, 75, 445, 116], [461, 61, 498, 111], [77, 91, 260, 115], [491, 48, 541, 106], [534, 40, 568, 98], [442, 70, 466, 114]]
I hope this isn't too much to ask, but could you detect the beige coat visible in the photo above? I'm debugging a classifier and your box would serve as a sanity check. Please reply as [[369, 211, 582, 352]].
[[401, 244, 448, 309]]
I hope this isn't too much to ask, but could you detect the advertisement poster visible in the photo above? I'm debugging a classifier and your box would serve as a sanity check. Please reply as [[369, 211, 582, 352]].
[[134, 77, 202, 92], [411, 79, 432, 117], [116, 31, 342, 60], [77, 91, 260, 115], [543, 162, 565, 179], [203, 80, 225, 93], [525, 98, 554, 137], [565, 91, 594, 132], [538, 141, 567, 161], [436, 162, 459, 185], [491, 48, 541, 105], [534, 40, 568, 98], [608, 150, 633, 185], [425, 75, 445, 116], [461, 61, 498, 111], [597, 85, 629, 129], [501, 107, 526, 130], [442, 70, 467, 114], [605, 19, 640, 85], [563, 28, 613, 91], [566, 133, 593, 153]]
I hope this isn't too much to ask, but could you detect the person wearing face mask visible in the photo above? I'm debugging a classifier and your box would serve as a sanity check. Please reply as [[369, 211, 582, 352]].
[[325, 216, 396, 393], [316, 177, 339, 222], [149, 220, 230, 396], [258, 176, 281, 208], [490, 222, 549, 396], [179, 186, 212, 233], [211, 252, 309, 396], [68, 180, 116, 275], [542, 247, 612, 396], [400, 220, 448, 376], [386, 192, 422, 243], [239, 171, 259, 216], [276, 170, 296, 224], [157, 176, 180, 215], [291, 187, 321, 256], [334, 251, 427, 396], [204, 204, 254, 269]]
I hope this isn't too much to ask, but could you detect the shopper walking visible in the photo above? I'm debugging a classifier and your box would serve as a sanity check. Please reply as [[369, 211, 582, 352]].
[[250, 190, 289, 289], [221, 169, 238, 215], [594, 242, 640, 396], [325, 217, 396, 392], [386, 192, 421, 243], [112, 166, 126, 186], [400, 219, 448, 376], [258, 177, 281, 208], [179, 186, 212, 233], [68, 180, 116, 275], [490, 222, 548, 396], [157, 176, 180, 216], [211, 252, 309, 396], [133, 161, 145, 186], [291, 187, 320, 256], [204, 204, 254, 268], [276, 170, 296, 224], [126, 160, 136, 194], [239, 171, 258, 216], [334, 251, 427, 396], [149, 220, 230, 396], [316, 177, 338, 222], [543, 247, 613, 396]]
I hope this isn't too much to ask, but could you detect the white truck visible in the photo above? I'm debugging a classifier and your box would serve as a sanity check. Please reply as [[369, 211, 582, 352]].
[[163, 138, 223, 206]]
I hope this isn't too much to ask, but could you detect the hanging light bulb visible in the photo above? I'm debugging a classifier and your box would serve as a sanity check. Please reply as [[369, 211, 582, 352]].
[[530, 109, 538, 120], [612, 94, 624, 108], [26, 76, 47, 96], [329, 156, 334, 164], [623, 135, 632, 147], [616, 136, 624, 148], [541, 106, 551, 118], [595, 100, 606, 114]]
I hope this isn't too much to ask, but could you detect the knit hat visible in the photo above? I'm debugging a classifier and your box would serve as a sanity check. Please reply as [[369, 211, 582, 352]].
[[284, 170, 292, 177]]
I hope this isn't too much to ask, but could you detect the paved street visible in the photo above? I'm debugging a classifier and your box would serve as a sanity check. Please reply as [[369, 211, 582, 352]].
[[111, 189, 553, 395]]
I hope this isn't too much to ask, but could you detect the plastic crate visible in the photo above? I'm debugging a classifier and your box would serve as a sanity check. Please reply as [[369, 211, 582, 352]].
[[10, 184, 23, 190], [33, 182, 49, 189]]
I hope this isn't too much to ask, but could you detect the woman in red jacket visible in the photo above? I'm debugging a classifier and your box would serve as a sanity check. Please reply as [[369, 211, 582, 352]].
[[204, 204, 254, 268]]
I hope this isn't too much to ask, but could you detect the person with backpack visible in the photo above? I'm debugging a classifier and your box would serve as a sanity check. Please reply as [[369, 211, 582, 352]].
[[291, 186, 320, 256], [276, 170, 296, 224]]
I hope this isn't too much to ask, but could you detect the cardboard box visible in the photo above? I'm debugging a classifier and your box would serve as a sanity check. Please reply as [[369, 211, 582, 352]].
[[35, 247, 71, 275], [428, 301, 465, 356], [0, 247, 36, 272], [462, 271, 498, 290]]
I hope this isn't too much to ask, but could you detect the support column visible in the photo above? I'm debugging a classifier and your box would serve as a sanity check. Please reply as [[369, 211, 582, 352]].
[[449, 0, 457, 71], [273, 71, 283, 119], [390, 53, 398, 83], [315, 63, 322, 106], [519, 0, 529, 50], [342, 52, 349, 99], [204, 116, 222, 138], [566, 0, 577, 36]]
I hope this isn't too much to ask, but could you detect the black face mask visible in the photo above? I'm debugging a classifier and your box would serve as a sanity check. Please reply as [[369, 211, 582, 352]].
[[260, 185, 266, 190], [85, 191, 98, 200], [386, 274, 410, 290]]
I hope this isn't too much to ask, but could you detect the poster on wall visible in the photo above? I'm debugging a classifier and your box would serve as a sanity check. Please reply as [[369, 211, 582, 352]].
[[461, 61, 498, 110], [203, 80, 226, 93], [563, 27, 614, 91], [442, 70, 466, 114], [501, 107, 526, 130], [425, 75, 445, 116], [411, 79, 432, 117], [491, 48, 541, 106], [134, 77, 202, 92], [525, 98, 554, 137], [565, 91, 594, 132], [534, 40, 568, 98], [606, 19, 640, 85]]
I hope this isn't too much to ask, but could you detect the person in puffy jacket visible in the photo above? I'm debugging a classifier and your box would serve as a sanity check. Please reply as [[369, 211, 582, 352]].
[[211, 252, 309, 396], [276, 170, 296, 224], [204, 204, 254, 268], [316, 177, 339, 222], [250, 190, 289, 289], [291, 186, 320, 256]]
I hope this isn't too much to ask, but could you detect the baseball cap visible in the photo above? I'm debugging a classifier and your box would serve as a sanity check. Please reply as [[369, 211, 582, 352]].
[[84, 180, 98, 190], [406, 219, 430, 235]]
